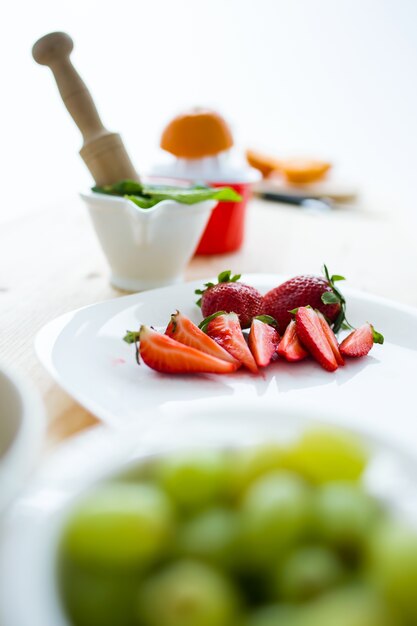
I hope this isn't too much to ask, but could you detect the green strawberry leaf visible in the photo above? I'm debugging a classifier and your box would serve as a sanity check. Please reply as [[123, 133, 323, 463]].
[[218, 270, 232, 283], [371, 326, 384, 344], [199, 311, 227, 333], [254, 315, 279, 328], [331, 274, 346, 282], [123, 329, 141, 365], [123, 330, 140, 344], [195, 271, 241, 307], [321, 291, 341, 305], [217, 270, 241, 283]]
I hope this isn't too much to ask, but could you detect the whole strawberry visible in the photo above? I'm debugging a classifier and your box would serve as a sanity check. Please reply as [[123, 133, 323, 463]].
[[195, 271, 264, 329], [263, 266, 345, 332]]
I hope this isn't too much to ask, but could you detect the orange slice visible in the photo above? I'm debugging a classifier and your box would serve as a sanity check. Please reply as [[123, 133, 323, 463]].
[[280, 158, 332, 184], [245, 149, 282, 177]]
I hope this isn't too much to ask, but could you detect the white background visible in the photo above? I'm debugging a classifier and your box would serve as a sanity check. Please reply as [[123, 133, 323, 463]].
[[1, 0, 416, 222]]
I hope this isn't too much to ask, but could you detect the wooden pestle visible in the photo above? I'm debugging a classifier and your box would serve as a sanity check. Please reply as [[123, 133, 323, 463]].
[[32, 32, 139, 186]]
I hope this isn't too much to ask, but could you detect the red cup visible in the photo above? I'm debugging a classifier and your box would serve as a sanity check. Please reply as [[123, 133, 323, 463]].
[[194, 181, 252, 255]]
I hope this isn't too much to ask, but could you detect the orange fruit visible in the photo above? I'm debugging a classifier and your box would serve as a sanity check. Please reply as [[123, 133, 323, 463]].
[[160, 108, 233, 159], [280, 158, 332, 184], [245, 149, 282, 177]]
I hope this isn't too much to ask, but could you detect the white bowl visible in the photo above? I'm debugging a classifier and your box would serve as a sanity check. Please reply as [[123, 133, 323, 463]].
[[1, 403, 416, 626], [0, 363, 45, 514], [81, 192, 216, 292]]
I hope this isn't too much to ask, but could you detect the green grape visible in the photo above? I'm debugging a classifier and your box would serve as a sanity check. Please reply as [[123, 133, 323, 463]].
[[228, 444, 290, 496], [136, 560, 240, 626], [282, 429, 368, 485], [60, 560, 138, 626], [314, 482, 378, 554], [152, 451, 229, 513], [61, 483, 174, 570], [299, 586, 398, 626], [367, 521, 417, 622], [240, 471, 312, 568], [176, 507, 240, 569], [273, 545, 345, 602], [245, 604, 302, 626]]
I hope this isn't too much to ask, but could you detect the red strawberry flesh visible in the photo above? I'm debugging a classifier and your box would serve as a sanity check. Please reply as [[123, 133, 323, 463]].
[[339, 324, 374, 357], [248, 318, 280, 367], [206, 313, 259, 374], [165, 312, 239, 365], [263, 275, 341, 332], [316, 310, 344, 366], [277, 319, 308, 362], [201, 282, 264, 329], [139, 326, 239, 374], [295, 307, 338, 372]]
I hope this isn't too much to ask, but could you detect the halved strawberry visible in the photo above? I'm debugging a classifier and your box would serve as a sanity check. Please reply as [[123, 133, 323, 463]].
[[138, 326, 239, 374], [339, 323, 380, 357], [277, 319, 308, 362], [295, 307, 338, 372], [316, 310, 344, 366], [203, 312, 259, 374], [248, 317, 280, 367], [165, 311, 239, 366]]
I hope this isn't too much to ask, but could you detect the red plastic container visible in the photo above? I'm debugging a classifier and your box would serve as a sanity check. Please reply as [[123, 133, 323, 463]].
[[194, 182, 252, 255]]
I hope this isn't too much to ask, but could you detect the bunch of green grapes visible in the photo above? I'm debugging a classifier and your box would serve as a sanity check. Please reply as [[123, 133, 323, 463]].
[[59, 429, 417, 626]]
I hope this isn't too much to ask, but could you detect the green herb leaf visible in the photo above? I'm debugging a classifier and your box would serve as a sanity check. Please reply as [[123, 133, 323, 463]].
[[93, 180, 242, 206], [199, 311, 227, 333], [254, 315, 279, 328], [125, 195, 159, 209], [93, 180, 143, 196], [141, 184, 242, 205], [371, 326, 384, 344], [321, 291, 341, 305]]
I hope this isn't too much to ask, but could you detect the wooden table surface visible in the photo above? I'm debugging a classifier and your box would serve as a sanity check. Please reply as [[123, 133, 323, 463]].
[[1, 195, 416, 449]]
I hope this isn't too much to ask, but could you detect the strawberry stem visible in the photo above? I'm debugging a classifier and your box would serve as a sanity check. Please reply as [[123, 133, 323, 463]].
[[322, 264, 354, 333], [123, 330, 141, 365]]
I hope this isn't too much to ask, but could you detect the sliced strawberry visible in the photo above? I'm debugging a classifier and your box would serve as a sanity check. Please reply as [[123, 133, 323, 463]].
[[205, 312, 259, 374], [316, 310, 344, 366], [295, 307, 338, 372], [277, 319, 308, 362], [139, 326, 239, 374], [165, 311, 239, 366], [248, 318, 280, 367], [339, 323, 374, 357]]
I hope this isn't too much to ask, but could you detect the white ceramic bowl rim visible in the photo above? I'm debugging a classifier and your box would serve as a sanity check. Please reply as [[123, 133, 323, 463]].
[[80, 191, 216, 216], [0, 362, 45, 513], [1, 402, 417, 626]]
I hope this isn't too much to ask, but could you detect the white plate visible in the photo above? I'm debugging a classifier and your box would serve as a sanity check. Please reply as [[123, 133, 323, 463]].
[[36, 274, 417, 451]]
